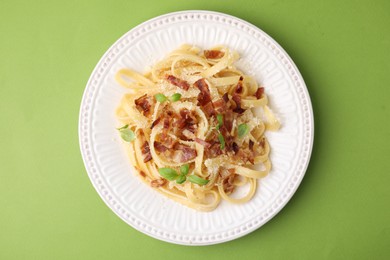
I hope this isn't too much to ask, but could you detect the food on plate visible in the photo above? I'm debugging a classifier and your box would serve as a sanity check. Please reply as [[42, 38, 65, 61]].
[[115, 45, 280, 211]]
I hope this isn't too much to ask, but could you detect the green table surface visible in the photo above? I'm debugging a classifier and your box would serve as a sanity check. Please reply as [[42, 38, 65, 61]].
[[1, 0, 389, 259]]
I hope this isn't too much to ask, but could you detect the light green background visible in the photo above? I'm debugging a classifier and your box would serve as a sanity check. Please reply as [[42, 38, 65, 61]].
[[1, 0, 389, 259]]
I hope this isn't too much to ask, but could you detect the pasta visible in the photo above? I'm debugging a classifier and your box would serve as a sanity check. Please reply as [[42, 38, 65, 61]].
[[115, 44, 280, 211]]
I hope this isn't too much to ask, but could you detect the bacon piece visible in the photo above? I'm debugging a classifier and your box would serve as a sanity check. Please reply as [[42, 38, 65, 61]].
[[151, 178, 167, 188], [205, 142, 222, 159], [224, 110, 234, 132], [202, 102, 216, 117], [213, 98, 227, 114], [249, 140, 254, 151], [154, 141, 168, 152], [259, 137, 266, 149], [223, 174, 236, 194], [235, 149, 255, 165], [232, 142, 239, 154], [175, 109, 199, 136], [234, 80, 243, 94], [222, 92, 229, 103], [135, 94, 152, 116], [163, 117, 170, 129], [195, 138, 212, 148], [166, 75, 190, 91], [204, 50, 225, 59], [255, 87, 264, 99], [174, 117, 186, 129], [180, 108, 198, 123], [220, 168, 236, 194], [219, 126, 234, 152], [232, 94, 245, 114], [194, 78, 212, 106], [186, 123, 197, 134], [150, 117, 161, 129], [181, 147, 197, 162], [139, 171, 146, 178], [141, 141, 152, 162], [173, 143, 197, 162]]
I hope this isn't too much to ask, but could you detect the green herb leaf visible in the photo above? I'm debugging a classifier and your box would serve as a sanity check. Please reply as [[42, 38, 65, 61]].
[[117, 124, 129, 130], [119, 128, 135, 142], [188, 175, 209, 185], [238, 123, 249, 138], [218, 133, 225, 150], [154, 93, 167, 103], [216, 114, 223, 130], [158, 168, 179, 181], [180, 164, 190, 175], [176, 174, 186, 184], [170, 93, 182, 102]]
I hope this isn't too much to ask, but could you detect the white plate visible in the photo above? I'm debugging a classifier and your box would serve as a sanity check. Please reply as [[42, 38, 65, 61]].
[[79, 10, 314, 245]]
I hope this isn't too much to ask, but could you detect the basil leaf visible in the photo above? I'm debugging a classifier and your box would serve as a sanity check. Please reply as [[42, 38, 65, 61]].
[[180, 164, 189, 175], [119, 128, 135, 142], [158, 168, 178, 181], [218, 133, 225, 150], [238, 123, 249, 138], [176, 174, 186, 184], [154, 93, 167, 103], [188, 175, 209, 185], [216, 114, 223, 130], [170, 93, 182, 102]]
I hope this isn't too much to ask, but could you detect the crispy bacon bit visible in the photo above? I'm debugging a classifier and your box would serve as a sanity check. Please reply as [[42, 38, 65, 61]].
[[150, 117, 161, 129], [166, 75, 190, 91], [236, 149, 255, 165], [219, 126, 234, 152], [135, 94, 152, 116], [222, 93, 229, 103], [249, 140, 254, 151], [163, 117, 170, 129], [195, 138, 212, 148], [202, 102, 216, 117], [259, 137, 266, 149], [150, 178, 167, 188], [139, 171, 146, 178], [167, 110, 174, 116], [213, 98, 227, 114], [181, 147, 197, 162], [204, 50, 225, 59], [173, 143, 197, 162], [194, 78, 212, 106], [175, 108, 198, 134], [205, 142, 222, 158], [255, 87, 264, 99], [223, 174, 236, 194], [141, 141, 152, 162], [224, 110, 234, 132], [154, 141, 168, 152], [234, 81, 243, 94], [180, 108, 198, 123], [174, 117, 186, 129], [219, 168, 236, 194], [232, 142, 239, 154], [232, 94, 245, 114]]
